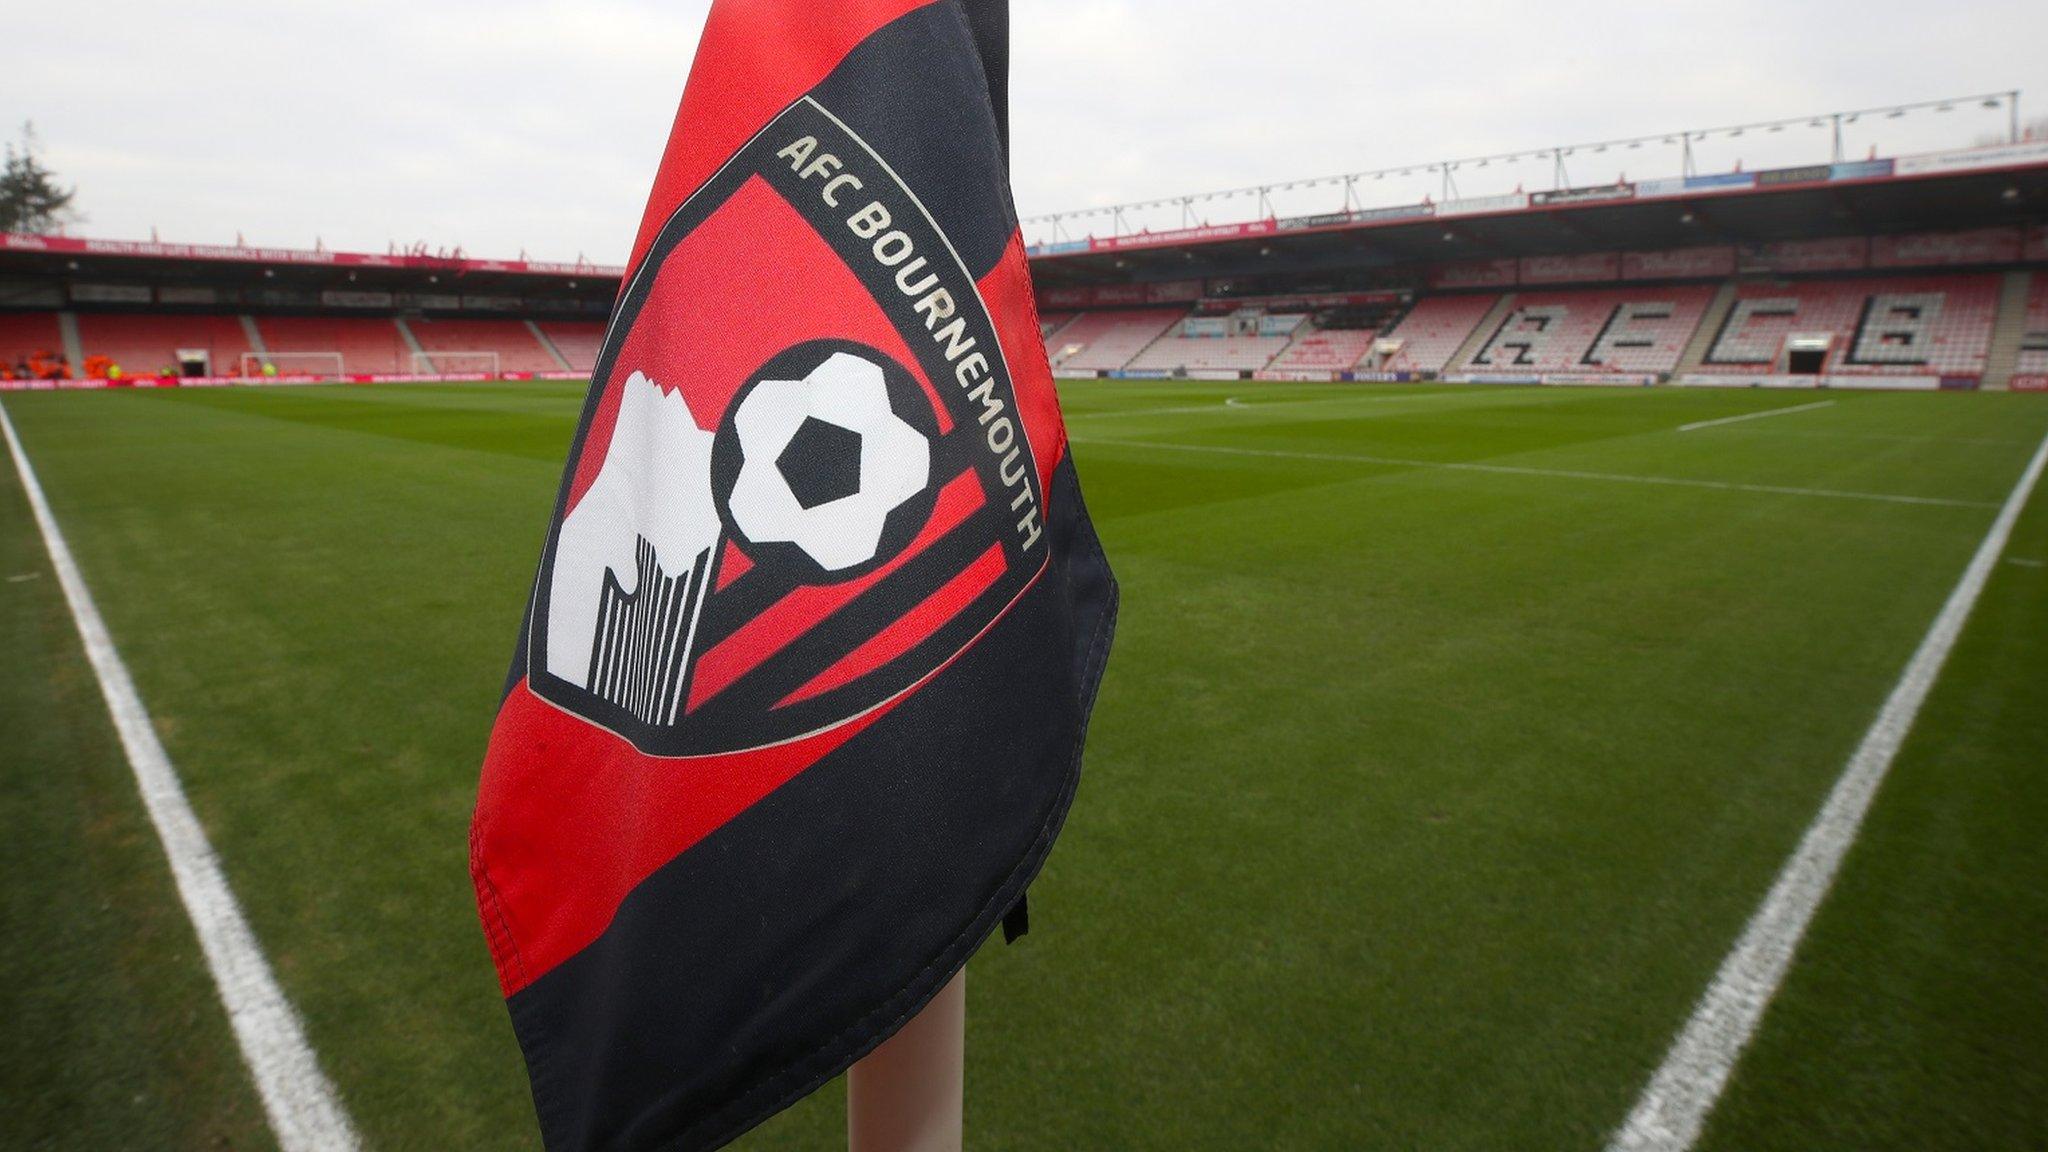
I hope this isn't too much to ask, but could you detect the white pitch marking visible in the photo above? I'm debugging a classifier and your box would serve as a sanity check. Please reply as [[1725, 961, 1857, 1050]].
[[1607, 424, 2048, 1152], [1071, 401, 1248, 420], [1677, 427, 2034, 449], [1069, 389, 1571, 422], [1678, 400, 1836, 433], [1073, 436, 1998, 510], [0, 400, 361, 1152], [2007, 557, 2045, 569]]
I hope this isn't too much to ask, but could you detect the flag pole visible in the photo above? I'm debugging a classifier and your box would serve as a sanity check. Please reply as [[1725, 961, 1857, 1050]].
[[856, 0, 994, 1131], [847, 969, 965, 1152]]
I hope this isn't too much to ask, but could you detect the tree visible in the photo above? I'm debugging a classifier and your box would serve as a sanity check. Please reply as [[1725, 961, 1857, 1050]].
[[0, 123, 77, 236]]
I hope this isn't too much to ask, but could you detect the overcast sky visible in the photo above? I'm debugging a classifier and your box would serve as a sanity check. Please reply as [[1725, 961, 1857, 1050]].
[[11, 0, 2046, 262]]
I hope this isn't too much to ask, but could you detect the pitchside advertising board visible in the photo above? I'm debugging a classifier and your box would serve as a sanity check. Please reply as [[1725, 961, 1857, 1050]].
[[1676, 374, 1952, 391], [1447, 371, 1656, 387]]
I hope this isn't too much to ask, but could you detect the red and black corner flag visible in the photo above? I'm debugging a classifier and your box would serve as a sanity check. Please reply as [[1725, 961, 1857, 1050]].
[[469, 0, 1116, 1147]]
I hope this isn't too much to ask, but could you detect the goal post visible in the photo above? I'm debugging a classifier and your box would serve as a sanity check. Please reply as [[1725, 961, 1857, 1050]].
[[240, 351, 344, 379], [411, 350, 501, 379]]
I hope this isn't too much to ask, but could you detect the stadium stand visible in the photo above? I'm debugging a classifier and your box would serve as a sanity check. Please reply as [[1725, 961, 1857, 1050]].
[[0, 312, 64, 373], [1698, 275, 2001, 377], [2016, 277, 2048, 377], [1265, 326, 1381, 374], [1456, 286, 1715, 375], [406, 316, 560, 374], [1258, 299, 1409, 377], [1044, 308, 1187, 373], [1124, 331, 1292, 374], [1124, 309, 1298, 375], [74, 313, 253, 377], [255, 315, 413, 374], [1372, 295, 1500, 375], [1038, 311, 1078, 339], [538, 321, 607, 373]]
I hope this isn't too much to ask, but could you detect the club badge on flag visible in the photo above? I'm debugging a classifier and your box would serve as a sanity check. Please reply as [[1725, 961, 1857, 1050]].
[[469, 1, 1117, 1148]]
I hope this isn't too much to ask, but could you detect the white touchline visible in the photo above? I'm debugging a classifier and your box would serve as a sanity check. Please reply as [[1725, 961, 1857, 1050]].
[[1678, 400, 1836, 433], [1607, 423, 2048, 1152], [1072, 436, 1998, 510], [0, 400, 360, 1152]]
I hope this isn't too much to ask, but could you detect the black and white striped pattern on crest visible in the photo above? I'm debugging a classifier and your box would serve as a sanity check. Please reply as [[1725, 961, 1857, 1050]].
[[585, 537, 713, 728]]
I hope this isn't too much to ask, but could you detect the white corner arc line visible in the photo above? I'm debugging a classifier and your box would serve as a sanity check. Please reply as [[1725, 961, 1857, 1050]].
[[1607, 424, 2048, 1152], [1072, 436, 1997, 510], [0, 400, 360, 1152], [1679, 400, 1836, 433]]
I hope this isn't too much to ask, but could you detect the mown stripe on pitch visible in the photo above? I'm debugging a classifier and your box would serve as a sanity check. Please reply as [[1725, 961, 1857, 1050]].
[[0, 399, 361, 1152], [1606, 424, 2048, 1152], [1073, 436, 1999, 510]]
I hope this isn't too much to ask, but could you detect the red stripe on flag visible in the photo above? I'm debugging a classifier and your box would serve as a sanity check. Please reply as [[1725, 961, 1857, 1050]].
[[472, 682, 883, 995], [686, 468, 985, 711], [715, 539, 753, 592], [975, 231, 1069, 481], [777, 542, 1008, 707], [627, 0, 940, 277]]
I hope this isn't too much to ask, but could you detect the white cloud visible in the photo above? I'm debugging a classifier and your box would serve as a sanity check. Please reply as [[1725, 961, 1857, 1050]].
[[11, 0, 2043, 261]]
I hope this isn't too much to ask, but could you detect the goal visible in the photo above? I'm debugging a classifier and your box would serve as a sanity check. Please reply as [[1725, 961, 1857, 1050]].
[[412, 350, 501, 378], [240, 351, 344, 379]]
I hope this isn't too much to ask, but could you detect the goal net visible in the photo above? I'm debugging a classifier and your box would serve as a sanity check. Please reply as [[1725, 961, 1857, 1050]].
[[240, 351, 344, 379], [412, 350, 501, 378]]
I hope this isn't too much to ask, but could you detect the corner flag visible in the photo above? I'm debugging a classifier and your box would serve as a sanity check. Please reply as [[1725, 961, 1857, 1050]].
[[469, 1, 1117, 1147]]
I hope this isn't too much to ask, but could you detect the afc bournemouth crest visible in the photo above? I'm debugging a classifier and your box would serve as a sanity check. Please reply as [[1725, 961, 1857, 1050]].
[[528, 97, 1047, 756]]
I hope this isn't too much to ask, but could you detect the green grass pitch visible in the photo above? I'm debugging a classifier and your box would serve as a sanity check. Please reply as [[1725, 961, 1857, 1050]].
[[2, 379, 2045, 1150]]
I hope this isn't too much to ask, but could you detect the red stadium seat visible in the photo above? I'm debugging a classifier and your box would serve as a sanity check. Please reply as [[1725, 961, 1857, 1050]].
[[1377, 295, 1500, 374], [538, 322, 608, 374], [0, 313, 63, 374], [1697, 275, 2000, 378], [255, 316, 413, 374], [1455, 286, 1715, 375], [1125, 310, 1302, 375], [1043, 308, 1188, 373], [74, 313, 254, 377], [1266, 328, 1383, 374], [407, 317, 561, 374], [2015, 277, 2048, 377]]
